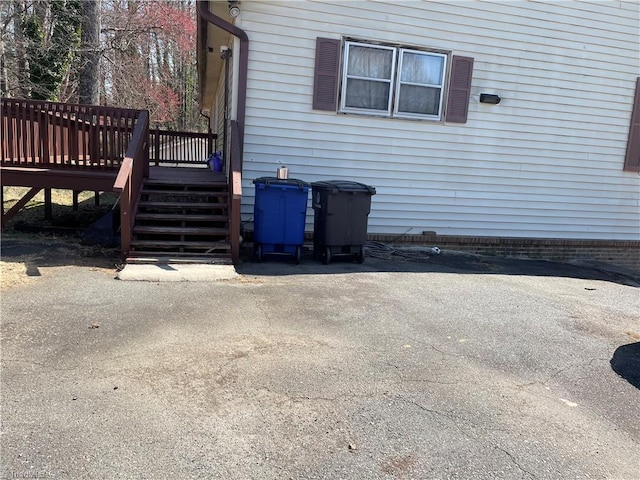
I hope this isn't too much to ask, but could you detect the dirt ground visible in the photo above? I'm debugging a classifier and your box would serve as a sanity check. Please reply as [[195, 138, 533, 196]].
[[3, 187, 117, 222], [0, 234, 120, 290], [2, 257, 39, 289], [1, 187, 121, 289]]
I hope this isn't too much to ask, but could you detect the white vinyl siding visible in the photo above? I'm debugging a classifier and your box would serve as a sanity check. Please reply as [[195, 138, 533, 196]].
[[234, 0, 640, 240], [211, 48, 234, 166], [212, 75, 225, 153]]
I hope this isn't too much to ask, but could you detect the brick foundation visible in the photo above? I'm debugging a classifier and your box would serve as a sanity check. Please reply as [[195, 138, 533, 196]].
[[366, 234, 640, 274]]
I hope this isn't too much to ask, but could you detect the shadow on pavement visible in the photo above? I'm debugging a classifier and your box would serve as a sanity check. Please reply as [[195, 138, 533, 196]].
[[237, 246, 640, 288], [2, 236, 638, 288], [1, 235, 120, 274], [611, 342, 640, 389]]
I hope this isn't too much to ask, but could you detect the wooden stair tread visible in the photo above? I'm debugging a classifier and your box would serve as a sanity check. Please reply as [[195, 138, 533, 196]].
[[128, 250, 232, 257], [138, 201, 228, 208], [126, 254, 232, 265], [131, 240, 231, 249], [133, 226, 229, 235], [144, 179, 227, 187], [135, 213, 228, 221], [142, 189, 228, 196]]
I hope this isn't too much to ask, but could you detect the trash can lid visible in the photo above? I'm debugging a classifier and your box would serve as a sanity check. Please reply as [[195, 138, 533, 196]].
[[311, 180, 376, 195], [253, 177, 310, 189]]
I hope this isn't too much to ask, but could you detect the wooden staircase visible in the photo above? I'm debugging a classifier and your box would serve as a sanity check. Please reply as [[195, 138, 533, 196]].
[[126, 169, 232, 264]]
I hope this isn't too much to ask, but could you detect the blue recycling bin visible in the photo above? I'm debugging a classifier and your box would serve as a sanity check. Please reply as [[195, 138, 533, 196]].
[[253, 177, 310, 263]]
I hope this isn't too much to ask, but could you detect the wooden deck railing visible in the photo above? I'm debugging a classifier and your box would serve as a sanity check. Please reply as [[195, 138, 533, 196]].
[[150, 127, 215, 165], [113, 110, 150, 259], [1, 98, 140, 170], [229, 120, 243, 264]]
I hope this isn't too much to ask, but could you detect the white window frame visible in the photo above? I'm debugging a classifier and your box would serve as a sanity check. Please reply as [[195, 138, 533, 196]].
[[339, 40, 448, 121], [340, 41, 397, 117], [394, 48, 447, 120]]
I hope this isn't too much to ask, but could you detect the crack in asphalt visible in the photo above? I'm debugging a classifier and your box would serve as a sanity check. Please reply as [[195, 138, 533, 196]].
[[2, 358, 79, 372], [383, 361, 458, 385], [255, 386, 380, 404], [381, 334, 480, 363], [398, 378, 458, 385], [400, 396, 537, 479], [515, 357, 610, 389], [492, 444, 537, 479]]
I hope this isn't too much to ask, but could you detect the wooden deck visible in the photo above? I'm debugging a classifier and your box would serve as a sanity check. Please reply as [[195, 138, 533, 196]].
[[0, 165, 228, 191], [0, 165, 118, 191], [1, 98, 240, 263]]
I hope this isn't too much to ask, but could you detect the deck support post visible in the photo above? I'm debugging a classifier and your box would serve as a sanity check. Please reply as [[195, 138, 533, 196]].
[[44, 188, 52, 220], [154, 126, 160, 167], [94, 191, 100, 206], [73, 190, 80, 211]]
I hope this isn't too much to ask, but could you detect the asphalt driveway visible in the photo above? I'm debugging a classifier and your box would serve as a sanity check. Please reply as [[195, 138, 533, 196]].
[[1, 242, 639, 479]]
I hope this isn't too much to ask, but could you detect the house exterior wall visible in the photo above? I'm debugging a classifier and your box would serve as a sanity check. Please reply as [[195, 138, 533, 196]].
[[235, 0, 639, 241], [211, 74, 225, 154]]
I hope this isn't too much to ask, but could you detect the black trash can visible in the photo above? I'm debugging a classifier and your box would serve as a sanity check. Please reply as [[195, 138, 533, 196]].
[[311, 180, 376, 264]]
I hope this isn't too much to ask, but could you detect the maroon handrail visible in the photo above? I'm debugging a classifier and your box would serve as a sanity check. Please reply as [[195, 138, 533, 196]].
[[150, 127, 216, 165], [113, 110, 149, 260], [229, 120, 242, 264]]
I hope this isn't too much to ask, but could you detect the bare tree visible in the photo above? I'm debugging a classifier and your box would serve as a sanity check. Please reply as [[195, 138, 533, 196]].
[[100, 0, 202, 129], [2, 0, 204, 131], [78, 0, 101, 104], [17, 0, 82, 100], [0, 0, 29, 97]]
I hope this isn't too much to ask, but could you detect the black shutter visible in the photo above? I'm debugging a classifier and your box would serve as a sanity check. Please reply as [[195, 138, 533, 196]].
[[313, 38, 341, 111], [624, 77, 640, 172], [445, 55, 474, 124]]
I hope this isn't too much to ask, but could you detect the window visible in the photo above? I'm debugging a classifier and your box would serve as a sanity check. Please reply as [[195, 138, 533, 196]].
[[342, 43, 396, 115], [312, 37, 473, 124], [340, 41, 447, 120]]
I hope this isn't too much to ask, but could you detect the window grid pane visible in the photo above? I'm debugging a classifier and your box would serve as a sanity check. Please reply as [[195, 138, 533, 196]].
[[400, 52, 444, 86], [341, 41, 395, 114], [397, 85, 441, 116], [345, 79, 392, 111], [347, 46, 394, 79]]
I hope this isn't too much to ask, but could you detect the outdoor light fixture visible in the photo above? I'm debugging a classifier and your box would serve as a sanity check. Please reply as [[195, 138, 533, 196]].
[[479, 93, 501, 104], [228, 1, 240, 17]]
